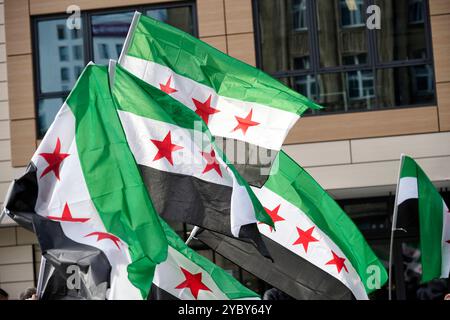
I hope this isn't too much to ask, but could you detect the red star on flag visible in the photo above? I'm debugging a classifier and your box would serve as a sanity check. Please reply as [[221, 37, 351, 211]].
[[150, 131, 184, 166], [201, 148, 222, 177], [232, 109, 260, 135], [292, 226, 319, 252], [325, 251, 348, 273], [192, 95, 220, 125], [48, 203, 90, 223], [446, 240, 450, 244], [258, 204, 284, 232], [85, 232, 122, 249], [159, 76, 177, 94], [175, 267, 211, 299], [38, 138, 70, 180]]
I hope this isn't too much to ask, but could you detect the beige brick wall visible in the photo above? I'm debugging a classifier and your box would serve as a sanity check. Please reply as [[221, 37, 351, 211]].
[[0, 226, 38, 299], [0, 0, 36, 299]]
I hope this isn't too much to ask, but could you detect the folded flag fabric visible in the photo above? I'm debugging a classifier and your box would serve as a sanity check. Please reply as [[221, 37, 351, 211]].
[[394, 155, 450, 282], [3, 64, 168, 300], [150, 217, 259, 300], [197, 151, 388, 300], [118, 12, 321, 186], [109, 62, 273, 257]]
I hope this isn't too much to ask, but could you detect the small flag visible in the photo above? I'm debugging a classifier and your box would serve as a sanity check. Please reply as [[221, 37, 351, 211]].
[[150, 218, 259, 300], [197, 151, 388, 300], [394, 155, 450, 282], [109, 62, 273, 257], [118, 12, 321, 186], [4, 64, 168, 299]]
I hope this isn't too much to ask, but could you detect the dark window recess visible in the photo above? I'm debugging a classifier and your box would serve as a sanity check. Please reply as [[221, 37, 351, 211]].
[[33, 2, 197, 138], [254, 0, 435, 115]]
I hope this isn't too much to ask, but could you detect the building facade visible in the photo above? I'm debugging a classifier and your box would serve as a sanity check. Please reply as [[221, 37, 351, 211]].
[[0, 0, 449, 299]]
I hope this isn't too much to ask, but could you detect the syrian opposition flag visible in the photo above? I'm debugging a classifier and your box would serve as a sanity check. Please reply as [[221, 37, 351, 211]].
[[118, 12, 321, 186], [3, 64, 168, 300], [150, 217, 259, 300], [394, 155, 450, 282], [197, 151, 388, 300], [109, 62, 273, 257]]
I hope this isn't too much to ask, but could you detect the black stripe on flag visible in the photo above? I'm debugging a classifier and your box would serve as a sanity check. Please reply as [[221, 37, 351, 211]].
[[138, 165, 271, 258], [197, 229, 355, 300], [148, 284, 179, 300], [396, 198, 419, 233]]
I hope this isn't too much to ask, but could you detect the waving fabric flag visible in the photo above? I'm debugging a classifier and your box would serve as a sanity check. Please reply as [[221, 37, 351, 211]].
[[110, 62, 273, 257], [197, 151, 388, 300], [118, 12, 321, 186], [3, 64, 168, 300], [150, 218, 259, 300], [394, 155, 450, 282]]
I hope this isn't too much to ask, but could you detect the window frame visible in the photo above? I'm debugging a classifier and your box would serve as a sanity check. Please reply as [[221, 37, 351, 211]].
[[31, 1, 198, 139], [252, 0, 437, 116]]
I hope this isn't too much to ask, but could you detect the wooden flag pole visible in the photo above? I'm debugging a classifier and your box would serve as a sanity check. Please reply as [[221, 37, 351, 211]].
[[388, 153, 405, 300]]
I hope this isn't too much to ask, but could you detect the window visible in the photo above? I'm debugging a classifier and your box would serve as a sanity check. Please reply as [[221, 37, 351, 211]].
[[58, 46, 69, 61], [72, 45, 82, 60], [33, 2, 197, 138], [293, 0, 307, 31], [254, 0, 435, 115], [340, 0, 365, 27], [409, 0, 424, 24], [60, 67, 70, 82], [57, 24, 66, 40]]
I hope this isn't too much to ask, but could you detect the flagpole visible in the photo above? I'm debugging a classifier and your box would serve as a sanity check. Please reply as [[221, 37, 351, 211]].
[[185, 226, 200, 245], [36, 256, 47, 300], [388, 153, 405, 301]]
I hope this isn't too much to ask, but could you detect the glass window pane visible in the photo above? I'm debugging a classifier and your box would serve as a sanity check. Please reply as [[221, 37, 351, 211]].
[[38, 98, 64, 138], [146, 6, 194, 35], [37, 19, 84, 93], [258, 0, 310, 74], [376, 64, 435, 108], [320, 71, 375, 112], [375, 0, 428, 62], [91, 12, 134, 65], [317, 0, 369, 68]]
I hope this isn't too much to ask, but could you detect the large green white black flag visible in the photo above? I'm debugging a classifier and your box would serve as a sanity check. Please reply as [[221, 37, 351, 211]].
[[197, 151, 388, 300], [4, 64, 168, 299], [394, 155, 450, 282], [118, 12, 321, 186], [109, 62, 273, 257]]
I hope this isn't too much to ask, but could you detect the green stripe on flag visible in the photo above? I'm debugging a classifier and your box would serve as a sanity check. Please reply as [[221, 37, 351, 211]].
[[265, 151, 388, 293], [125, 14, 322, 115], [401, 156, 444, 282], [67, 64, 168, 298], [400, 156, 418, 179]]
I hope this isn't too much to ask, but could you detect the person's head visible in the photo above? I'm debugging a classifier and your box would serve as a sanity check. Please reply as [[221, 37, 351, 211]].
[[0, 288, 9, 300], [19, 287, 36, 300]]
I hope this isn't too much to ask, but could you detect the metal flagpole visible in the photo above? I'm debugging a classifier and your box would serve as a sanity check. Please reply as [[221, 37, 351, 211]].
[[388, 153, 405, 301], [0, 208, 6, 225], [185, 226, 200, 245], [36, 256, 47, 300]]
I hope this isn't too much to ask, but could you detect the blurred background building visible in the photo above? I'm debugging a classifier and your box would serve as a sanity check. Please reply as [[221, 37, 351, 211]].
[[0, 0, 449, 299]]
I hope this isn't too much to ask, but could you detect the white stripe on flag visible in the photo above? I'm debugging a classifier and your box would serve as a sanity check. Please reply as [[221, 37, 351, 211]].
[[396, 177, 418, 206]]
